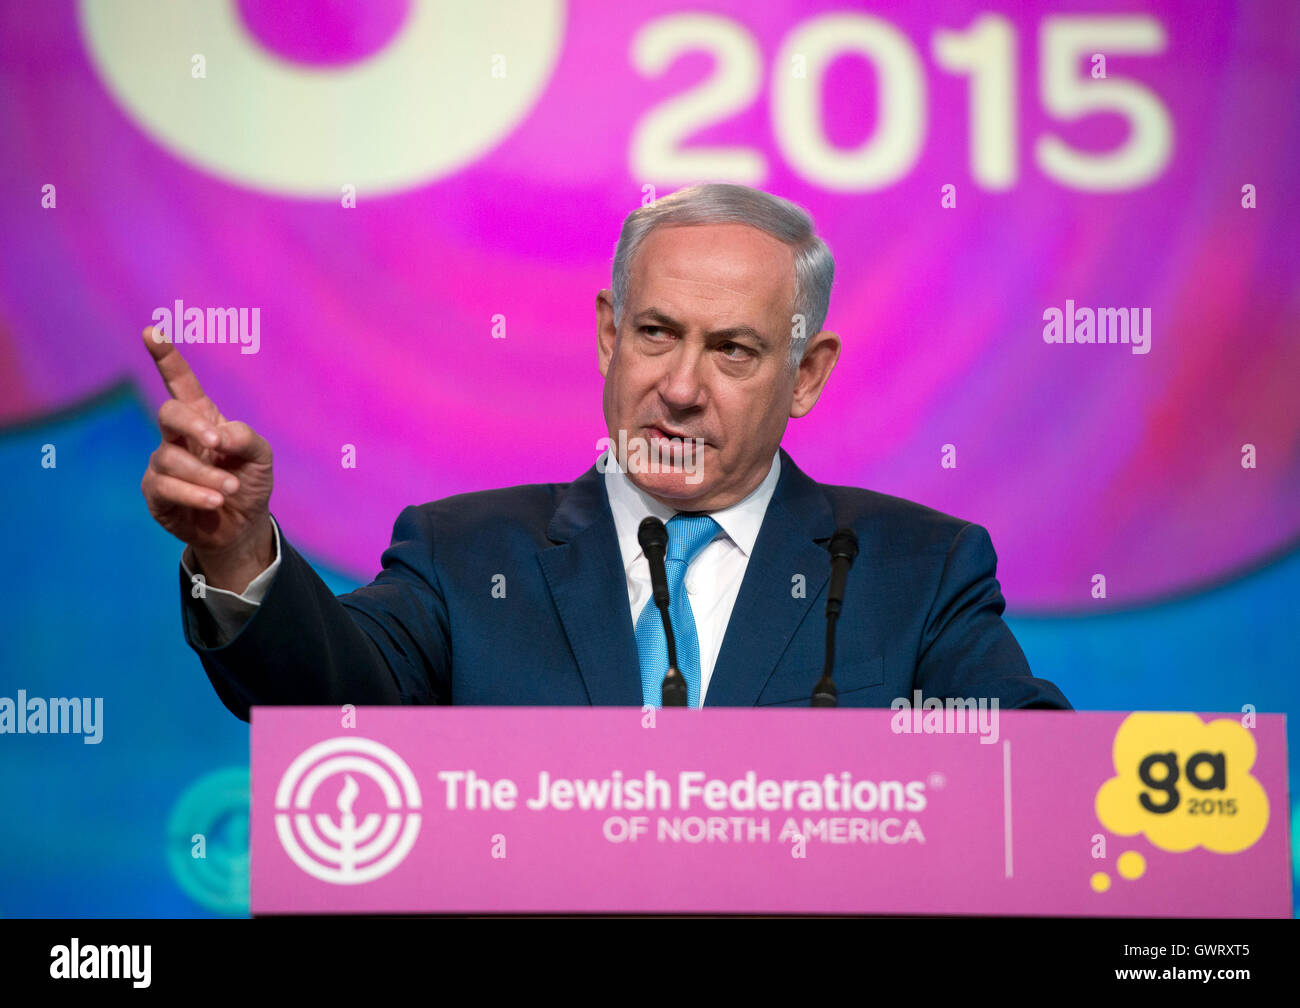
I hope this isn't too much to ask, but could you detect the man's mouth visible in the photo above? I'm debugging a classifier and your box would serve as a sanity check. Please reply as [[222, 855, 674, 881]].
[[647, 425, 701, 444], [642, 426, 708, 467]]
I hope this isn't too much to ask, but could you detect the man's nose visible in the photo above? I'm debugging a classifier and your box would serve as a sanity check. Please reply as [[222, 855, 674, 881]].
[[657, 342, 707, 411]]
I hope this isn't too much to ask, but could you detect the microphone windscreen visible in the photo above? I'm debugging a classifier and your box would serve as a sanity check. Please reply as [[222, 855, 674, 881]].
[[638, 515, 669, 554], [828, 528, 859, 563]]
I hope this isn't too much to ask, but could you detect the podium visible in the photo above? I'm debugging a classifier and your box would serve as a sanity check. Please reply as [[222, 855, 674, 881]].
[[249, 707, 1291, 915]]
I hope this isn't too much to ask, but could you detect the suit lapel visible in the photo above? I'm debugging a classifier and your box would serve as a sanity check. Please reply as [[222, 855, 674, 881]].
[[537, 464, 643, 705], [705, 450, 836, 706]]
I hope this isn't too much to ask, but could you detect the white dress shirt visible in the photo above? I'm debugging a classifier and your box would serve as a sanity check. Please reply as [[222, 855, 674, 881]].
[[603, 450, 781, 704], [188, 452, 783, 702]]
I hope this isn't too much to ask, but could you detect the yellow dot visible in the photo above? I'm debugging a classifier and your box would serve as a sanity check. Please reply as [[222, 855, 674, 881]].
[[1090, 872, 1111, 892], [1118, 851, 1146, 880]]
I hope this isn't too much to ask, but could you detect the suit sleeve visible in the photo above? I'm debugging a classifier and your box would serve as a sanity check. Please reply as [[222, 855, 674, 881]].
[[914, 522, 1072, 710], [180, 506, 452, 722]]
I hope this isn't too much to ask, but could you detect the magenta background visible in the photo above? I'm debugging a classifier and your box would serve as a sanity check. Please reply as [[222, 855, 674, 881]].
[[250, 708, 1291, 915], [1, 1, 1298, 609]]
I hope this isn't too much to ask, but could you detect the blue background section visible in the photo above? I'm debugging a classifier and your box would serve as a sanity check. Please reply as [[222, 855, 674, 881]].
[[0, 388, 357, 917], [0, 388, 1295, 916]]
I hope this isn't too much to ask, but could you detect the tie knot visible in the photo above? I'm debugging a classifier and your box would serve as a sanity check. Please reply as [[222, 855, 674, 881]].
[[665, 514, 720, 566]]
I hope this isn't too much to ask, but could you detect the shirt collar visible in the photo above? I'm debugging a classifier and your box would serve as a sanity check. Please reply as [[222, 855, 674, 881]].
[[602, 450, 782, 573]]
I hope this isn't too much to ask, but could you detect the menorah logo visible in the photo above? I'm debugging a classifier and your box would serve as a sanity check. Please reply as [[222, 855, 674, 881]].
[[274, 737, 422, 885]]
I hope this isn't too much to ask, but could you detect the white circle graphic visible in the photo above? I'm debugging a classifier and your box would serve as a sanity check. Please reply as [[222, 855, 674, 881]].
[[274, 737, 422, 885], [78, 0, 566, 195]]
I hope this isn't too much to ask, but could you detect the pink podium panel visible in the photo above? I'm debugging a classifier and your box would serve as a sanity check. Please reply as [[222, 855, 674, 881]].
[[249, 708, 1291, 915]]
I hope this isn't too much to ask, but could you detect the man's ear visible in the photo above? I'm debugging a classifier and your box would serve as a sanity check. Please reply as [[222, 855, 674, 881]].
[[790, 330, 841, 418], [596, 289, 617, 377]]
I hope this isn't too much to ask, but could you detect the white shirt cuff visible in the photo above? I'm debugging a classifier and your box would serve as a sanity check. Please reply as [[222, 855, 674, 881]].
[[181, 517, 283, 643]]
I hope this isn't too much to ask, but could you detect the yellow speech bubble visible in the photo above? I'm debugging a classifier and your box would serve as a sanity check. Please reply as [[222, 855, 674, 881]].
[[1095, 713, 1268, 854]]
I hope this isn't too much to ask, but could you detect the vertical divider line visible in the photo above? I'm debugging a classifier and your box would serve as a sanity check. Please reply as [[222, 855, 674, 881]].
[[1003, 739, 1013, 878]]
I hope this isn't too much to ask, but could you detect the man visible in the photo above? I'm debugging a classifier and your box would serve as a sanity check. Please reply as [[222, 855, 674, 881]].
[[142, 183, 1070, 720]]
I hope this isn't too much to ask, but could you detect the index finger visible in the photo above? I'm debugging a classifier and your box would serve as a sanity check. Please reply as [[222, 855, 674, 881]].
[[143, 326, 208, 404]]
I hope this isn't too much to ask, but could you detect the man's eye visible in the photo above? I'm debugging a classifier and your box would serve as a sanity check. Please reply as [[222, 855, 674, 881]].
[[719, 342, 752, 360], [641, 326, 669, 338]]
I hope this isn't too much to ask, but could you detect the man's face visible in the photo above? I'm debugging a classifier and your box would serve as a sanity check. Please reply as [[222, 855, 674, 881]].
[[597, 222, 838, 511]]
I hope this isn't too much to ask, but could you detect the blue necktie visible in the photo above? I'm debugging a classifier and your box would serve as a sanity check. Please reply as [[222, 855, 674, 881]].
[[635, 514, 720, 708]]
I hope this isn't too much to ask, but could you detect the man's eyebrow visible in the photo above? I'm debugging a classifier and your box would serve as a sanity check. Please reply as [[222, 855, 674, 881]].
[[632, 308, 771, 350]]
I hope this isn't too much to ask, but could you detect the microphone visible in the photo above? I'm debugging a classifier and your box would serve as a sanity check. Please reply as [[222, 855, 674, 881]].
[[638, 516, 688, 706], [811, 528, 859, 707]]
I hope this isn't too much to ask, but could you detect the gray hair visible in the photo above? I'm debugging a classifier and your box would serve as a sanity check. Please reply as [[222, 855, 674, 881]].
[[611, 183, 834, 366]]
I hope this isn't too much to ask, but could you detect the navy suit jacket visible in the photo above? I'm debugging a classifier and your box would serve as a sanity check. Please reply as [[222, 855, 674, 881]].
[[182, 449, 1070, 721]]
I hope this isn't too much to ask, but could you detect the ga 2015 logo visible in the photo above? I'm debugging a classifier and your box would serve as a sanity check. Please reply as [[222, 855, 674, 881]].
[[1095, 713, 1268, 854]]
